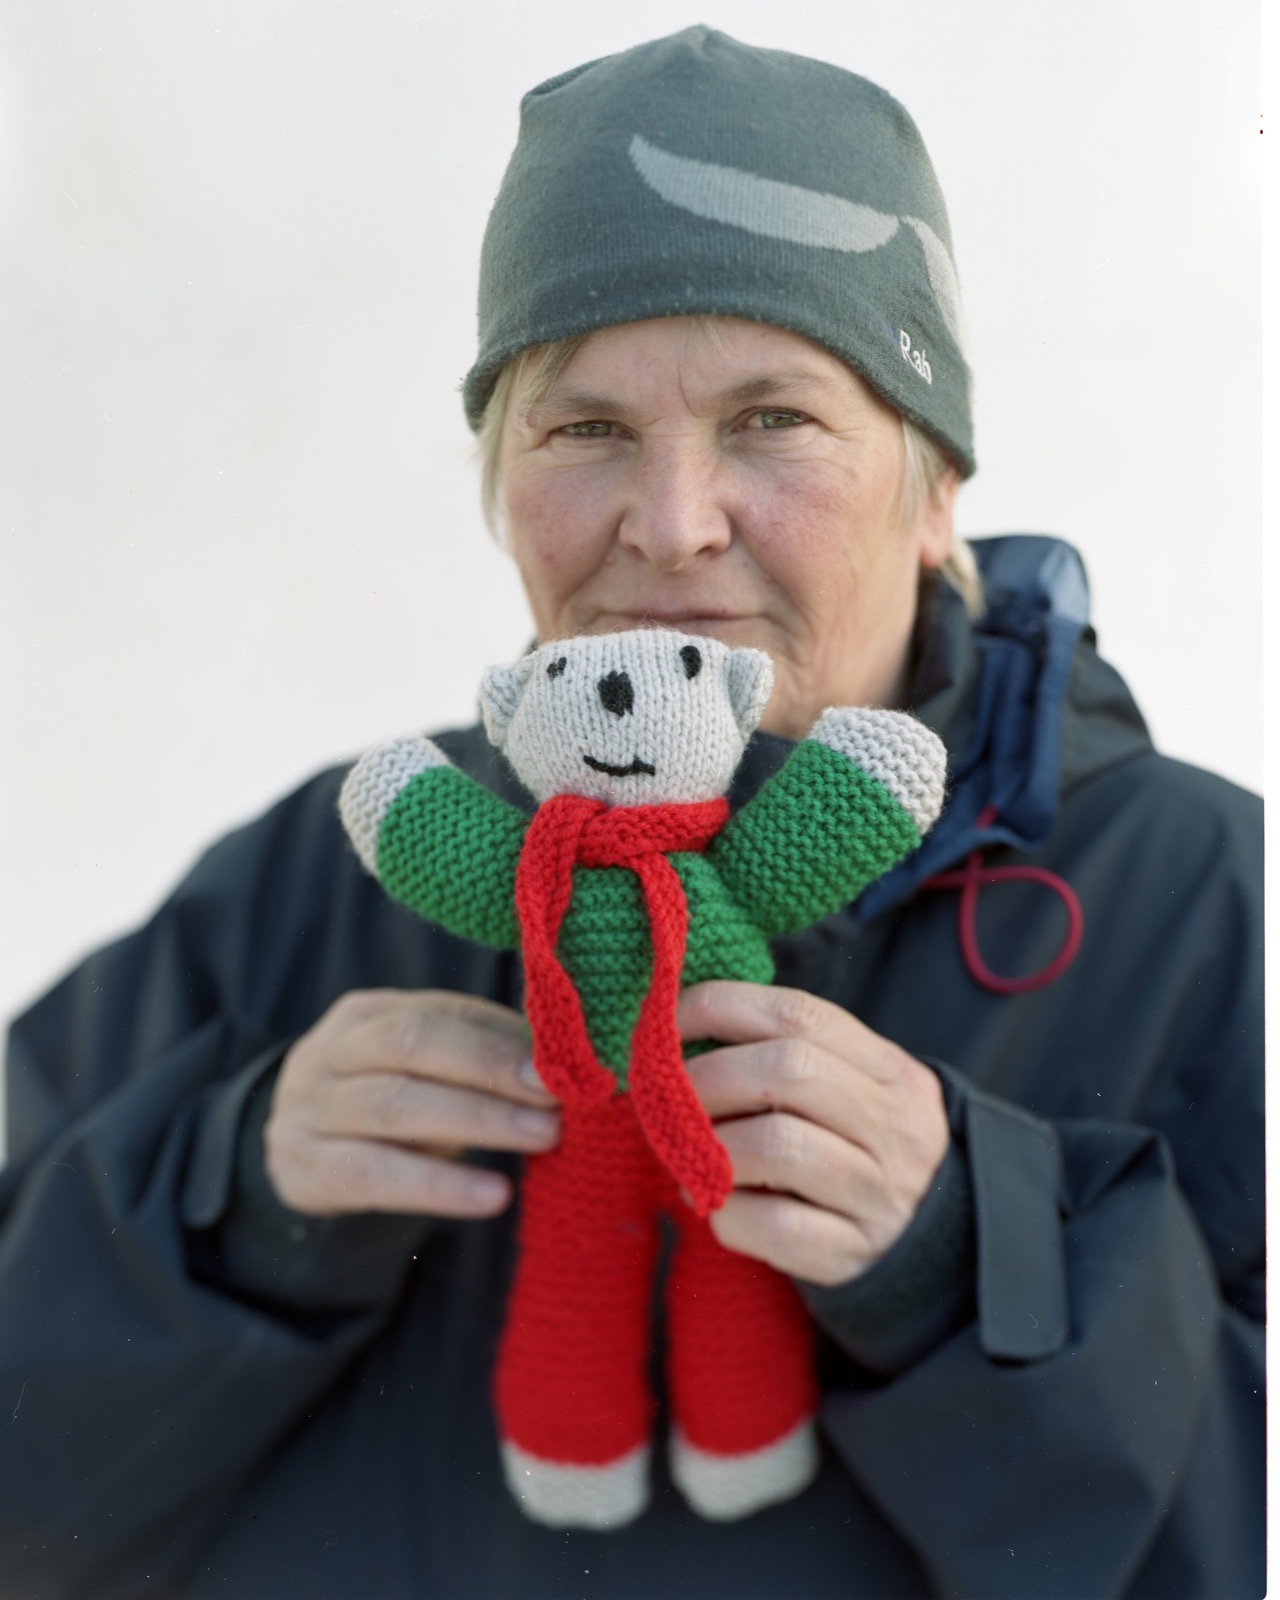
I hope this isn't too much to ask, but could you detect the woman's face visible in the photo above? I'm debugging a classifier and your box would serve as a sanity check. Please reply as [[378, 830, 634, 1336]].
[[497, 317, 957, 739]]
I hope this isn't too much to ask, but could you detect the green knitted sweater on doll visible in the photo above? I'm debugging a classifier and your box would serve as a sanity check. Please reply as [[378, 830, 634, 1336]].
[[337, 627, 947, 1533], [368, 738, 926, 1085], [340, 627, 946, 1099]]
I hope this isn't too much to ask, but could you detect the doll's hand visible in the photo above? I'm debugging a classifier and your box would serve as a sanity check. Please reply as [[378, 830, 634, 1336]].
[[677, 982, 949, 1286], [265, 990, 559, 1218]]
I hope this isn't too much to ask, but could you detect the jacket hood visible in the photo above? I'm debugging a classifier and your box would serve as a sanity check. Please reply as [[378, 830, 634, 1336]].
[[855, 534, 1151, 919]]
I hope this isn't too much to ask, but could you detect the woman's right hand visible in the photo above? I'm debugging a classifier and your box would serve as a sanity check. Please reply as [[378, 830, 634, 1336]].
[[264, 990, 559, 1219]]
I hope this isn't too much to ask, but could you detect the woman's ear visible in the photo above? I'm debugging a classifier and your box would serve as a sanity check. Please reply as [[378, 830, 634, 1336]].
[[918, 467, 961, 572]]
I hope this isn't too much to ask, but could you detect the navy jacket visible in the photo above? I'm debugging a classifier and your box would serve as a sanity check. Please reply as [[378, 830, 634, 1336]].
[[1, 538, 1264, 1598]]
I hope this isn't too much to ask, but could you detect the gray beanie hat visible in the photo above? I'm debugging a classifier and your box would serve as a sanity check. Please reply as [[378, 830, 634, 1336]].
[[463, 27, 974, 475]]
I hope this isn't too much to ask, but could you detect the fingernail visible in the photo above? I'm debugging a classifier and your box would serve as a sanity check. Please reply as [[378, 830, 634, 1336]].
[[515, 1106, 559, 1144], [517, 1057, 547, 1093], [465, 1171, 509, 1207]]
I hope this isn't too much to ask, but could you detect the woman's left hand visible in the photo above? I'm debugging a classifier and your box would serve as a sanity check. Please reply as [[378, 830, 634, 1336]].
[[678, 981, 951, 1287]]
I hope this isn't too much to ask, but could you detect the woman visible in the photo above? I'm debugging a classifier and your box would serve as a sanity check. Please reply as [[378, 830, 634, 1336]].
[[0, 29, 1262, 1599]]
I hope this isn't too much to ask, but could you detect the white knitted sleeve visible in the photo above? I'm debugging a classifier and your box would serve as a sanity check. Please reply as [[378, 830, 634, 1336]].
[[338, 734, 451, 876], [808, 708, 947, 834]]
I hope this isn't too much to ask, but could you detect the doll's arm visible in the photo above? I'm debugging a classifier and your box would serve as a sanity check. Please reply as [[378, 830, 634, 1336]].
[[339, 735, 525, 949], [709, 709, 946, 937]]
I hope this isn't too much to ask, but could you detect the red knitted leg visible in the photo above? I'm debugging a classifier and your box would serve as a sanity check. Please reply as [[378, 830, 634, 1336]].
[[664, 1208, 820, 1519], [495, 1096, 662, 1527]]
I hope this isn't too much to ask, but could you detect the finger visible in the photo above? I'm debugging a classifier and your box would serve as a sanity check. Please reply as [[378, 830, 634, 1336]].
[[327, 1071, 560, 1154], [678, 982, 901, 1085], [336, 992, 554, 1106], [685, 1035, 885, 1143], [713, 1111, 887, 1220], [707, 1189, 874, 1287], [288, 1136, 515, 1218], [331, 987, 531, 1043]]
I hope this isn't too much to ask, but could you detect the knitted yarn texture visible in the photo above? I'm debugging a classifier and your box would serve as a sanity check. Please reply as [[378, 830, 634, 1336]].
[[496, 1092, 819, 1525], [481, 629, 772, 806], [517, 793, 733, 1214], [338, 627, 949, 1529], [464, 26, 974, 474]]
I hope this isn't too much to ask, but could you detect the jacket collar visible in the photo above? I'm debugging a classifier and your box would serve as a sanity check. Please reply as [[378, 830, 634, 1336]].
[[856, 534, 1149, 919]]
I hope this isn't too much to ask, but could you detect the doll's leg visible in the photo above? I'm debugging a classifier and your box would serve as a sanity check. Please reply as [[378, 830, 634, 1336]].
[[495, 1095, 663, 1528], [665, 1208, 820, 1520]]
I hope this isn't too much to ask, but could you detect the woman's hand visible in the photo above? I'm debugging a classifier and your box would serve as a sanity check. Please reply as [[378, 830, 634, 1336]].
[[678, 981, 950, 1287], [265, 990, 560, 1219]]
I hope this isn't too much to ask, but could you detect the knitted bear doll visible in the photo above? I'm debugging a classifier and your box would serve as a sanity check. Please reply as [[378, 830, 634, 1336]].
[[338, 628, 946, 1530]]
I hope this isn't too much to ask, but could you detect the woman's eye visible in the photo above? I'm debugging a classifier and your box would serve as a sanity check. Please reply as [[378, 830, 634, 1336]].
[[561, 420, 616, 438], [748, 409, 808, 430]]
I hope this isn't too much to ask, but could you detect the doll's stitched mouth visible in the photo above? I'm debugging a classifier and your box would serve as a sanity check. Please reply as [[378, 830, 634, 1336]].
[[583, 755, 657, 778]]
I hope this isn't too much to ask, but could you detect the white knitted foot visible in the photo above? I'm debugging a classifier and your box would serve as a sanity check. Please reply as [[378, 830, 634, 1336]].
[[670, 1418, 819, 1521], [338, 733, 450, 875], [809, 707, 947, 833], [500, 1440, 651, 1529]]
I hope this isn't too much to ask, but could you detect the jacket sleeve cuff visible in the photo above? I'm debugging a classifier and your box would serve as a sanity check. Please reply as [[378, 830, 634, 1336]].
[[802, 1056, 1070, 1376], [181, 1046, 433, 1315], [941, 1063, 1069, 1360], [800, 1137, 975, 1375]]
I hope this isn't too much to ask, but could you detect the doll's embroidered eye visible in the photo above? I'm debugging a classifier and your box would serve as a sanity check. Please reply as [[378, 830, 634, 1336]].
[[547, 657, 567, 680], [680, 646, 702, 680]]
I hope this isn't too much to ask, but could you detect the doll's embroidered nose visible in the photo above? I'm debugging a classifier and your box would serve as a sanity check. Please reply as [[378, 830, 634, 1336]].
[[598, 671, 634, 717]]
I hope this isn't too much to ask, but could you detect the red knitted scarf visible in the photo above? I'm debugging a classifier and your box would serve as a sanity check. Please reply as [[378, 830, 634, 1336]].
[[515, 793, 734, 1216]]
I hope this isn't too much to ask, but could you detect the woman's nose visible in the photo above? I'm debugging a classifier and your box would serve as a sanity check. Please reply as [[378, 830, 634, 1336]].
[[617, 442, 732, 569]]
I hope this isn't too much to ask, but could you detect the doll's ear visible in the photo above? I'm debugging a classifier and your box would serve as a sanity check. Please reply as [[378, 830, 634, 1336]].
[[726, 648, 774, 739], [479, 657, 535, 749]]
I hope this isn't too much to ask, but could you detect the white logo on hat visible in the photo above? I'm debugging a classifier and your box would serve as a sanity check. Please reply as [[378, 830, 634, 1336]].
[[628, 134, 968, 358], [898, 328, 932, 385]]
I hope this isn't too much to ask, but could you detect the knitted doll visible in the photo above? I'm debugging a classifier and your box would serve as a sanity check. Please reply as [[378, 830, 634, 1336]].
[[338, 628, 946, 1530]]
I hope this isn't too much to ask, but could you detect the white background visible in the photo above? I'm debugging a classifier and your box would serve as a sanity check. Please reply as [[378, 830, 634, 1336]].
[[0, 0, 1263, 1059]]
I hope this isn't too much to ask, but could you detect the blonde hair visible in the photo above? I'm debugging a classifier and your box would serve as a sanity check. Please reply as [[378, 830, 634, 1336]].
[[476, 331, 983, 618]]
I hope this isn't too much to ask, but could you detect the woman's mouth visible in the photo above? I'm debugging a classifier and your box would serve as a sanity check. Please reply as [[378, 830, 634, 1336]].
[[591, 609, 753, 631]]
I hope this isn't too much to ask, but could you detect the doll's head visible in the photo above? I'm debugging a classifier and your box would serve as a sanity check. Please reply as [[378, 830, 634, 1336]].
[[480, 629, 773, 806]]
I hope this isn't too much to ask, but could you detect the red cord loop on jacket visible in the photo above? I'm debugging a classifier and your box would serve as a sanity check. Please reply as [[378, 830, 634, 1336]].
[[921, 805, 1084, 994]]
